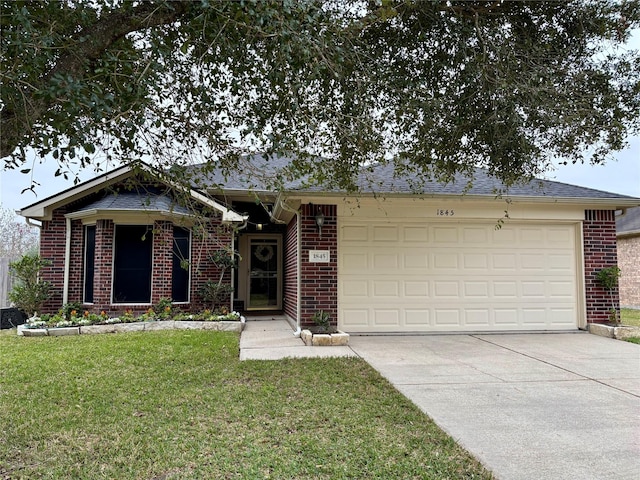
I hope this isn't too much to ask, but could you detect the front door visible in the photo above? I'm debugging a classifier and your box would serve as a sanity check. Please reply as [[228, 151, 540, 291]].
[[247, 236, 282, 310]]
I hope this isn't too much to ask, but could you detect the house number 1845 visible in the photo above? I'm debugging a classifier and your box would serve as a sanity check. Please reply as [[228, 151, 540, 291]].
[[436, 209, 455, 217]]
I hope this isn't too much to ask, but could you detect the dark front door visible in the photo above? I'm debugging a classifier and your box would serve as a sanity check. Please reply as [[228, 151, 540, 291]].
[[247, 236, 282, 310]]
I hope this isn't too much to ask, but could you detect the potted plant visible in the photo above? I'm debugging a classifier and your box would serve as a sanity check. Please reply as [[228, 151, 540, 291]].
[[301, 310, 349, 346]]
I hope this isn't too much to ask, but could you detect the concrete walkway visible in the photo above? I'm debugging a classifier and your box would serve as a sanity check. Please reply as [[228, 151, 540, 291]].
[[239, 316, 356, 360], [239, 319, 640, 480]]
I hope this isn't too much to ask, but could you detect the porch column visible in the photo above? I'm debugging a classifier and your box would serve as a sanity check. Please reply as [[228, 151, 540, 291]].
[[583, 209, 619, 324], [299, 204, 338, 328]]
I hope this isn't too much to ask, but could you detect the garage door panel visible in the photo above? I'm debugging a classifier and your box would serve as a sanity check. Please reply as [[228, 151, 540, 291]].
[[402, 226, 429, 242], [465, 309, 491, 325], [463, 253, 489, 269], [339, 220, 578, 332], [464, 281, 490, 298], [404, 281, 429, 297], [433, 226, 459, 243], [374, 309, 401, 326], [373, 226, 398, 242], [373, 280, 399, 297]]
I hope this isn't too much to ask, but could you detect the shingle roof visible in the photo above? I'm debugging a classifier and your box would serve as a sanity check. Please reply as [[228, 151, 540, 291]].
[[617, 206, 640, 234], [74, 191, 191, 216], [187, 153, 636, 200]]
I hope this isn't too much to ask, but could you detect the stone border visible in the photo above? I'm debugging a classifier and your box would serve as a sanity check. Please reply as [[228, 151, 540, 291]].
[[588, 323, 640, 340], [301, 329, 349, 346], [18, 318, 245, 337]]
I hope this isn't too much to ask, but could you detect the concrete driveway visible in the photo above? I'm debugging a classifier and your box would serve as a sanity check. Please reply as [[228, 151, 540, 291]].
[[348, 333, 640, 480]]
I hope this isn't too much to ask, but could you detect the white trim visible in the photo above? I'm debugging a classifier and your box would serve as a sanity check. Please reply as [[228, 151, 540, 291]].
[[18, 161, 247, 223], [296, 211, 302, 328], [576, 221, 587, 330], [230, 233, 235, 313], [63, 217, 71, 305]]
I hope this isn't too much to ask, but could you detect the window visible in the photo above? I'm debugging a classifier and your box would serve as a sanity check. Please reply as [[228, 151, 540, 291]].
[[172, 227, 190, 303], [113, 225, 153, 303], [83, 225, 96, 303]]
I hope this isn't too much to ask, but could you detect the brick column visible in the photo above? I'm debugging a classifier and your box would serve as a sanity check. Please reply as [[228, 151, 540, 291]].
[[67, 219, 84, 304], [583, 210, 619, 324], [39, 208, 67, 313], [151, 220, 173, 304], [190, 219, 233, 312], [299, 204, 338, 328], [93, 219, 114, 311]]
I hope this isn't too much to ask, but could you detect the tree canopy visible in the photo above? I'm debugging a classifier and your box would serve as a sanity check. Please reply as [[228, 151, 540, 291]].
[[2, 0, 639, 192]]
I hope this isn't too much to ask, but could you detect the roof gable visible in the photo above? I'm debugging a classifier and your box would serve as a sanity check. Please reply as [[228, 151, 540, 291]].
[[18, 162, 246, 223]]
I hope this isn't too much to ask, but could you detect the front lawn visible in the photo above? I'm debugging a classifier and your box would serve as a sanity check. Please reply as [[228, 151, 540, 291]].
[[621, 308, 640, 327], [621, 309, 640, 344], [0, 331, 491, 479]]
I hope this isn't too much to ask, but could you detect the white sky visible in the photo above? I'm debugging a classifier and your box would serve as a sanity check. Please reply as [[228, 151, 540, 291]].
[[2, 30, 639, 213]]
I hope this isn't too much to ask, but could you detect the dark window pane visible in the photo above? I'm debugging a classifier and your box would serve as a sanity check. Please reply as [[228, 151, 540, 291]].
[[113, 225, 152, 303], [172, 227, 190, 302], [83, 225, 96, 303]]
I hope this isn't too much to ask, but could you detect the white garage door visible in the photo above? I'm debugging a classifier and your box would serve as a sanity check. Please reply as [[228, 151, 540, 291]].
[[339, 220, 579, 332]]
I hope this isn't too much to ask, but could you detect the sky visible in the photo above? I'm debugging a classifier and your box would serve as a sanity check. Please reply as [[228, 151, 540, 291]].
[[2, 31, 639, 213]]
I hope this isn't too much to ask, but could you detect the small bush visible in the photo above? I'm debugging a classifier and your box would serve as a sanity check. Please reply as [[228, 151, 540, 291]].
[[8, 254, 52, 316]]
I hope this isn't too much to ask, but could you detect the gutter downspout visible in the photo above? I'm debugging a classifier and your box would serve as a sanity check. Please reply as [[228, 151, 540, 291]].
[[63, 217, 71, 305]]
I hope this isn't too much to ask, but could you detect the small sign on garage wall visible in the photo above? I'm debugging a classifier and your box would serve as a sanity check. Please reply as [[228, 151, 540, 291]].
[[309, 250, 330, 263]]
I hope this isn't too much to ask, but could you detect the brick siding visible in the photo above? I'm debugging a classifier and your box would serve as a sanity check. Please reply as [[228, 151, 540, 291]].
[[39, 208, 68, 312], [39, 204, 233, 316], [617, 235, 640, 308], [299, 204, 338, 328], [583, 210, 620, 323], [283, 216, 298, 321]]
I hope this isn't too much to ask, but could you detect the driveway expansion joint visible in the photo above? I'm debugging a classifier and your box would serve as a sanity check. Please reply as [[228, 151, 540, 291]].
[[471, 334, 640, 399]]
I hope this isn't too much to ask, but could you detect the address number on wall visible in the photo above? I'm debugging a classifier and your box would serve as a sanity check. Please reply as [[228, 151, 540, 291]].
[[436, 209, 455, 217], [309, 250, 330, 263]]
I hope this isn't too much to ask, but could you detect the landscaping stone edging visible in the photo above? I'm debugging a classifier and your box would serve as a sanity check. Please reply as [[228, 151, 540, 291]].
[[588, 323, 640, 340], [18, 318, 245, 337], [300, 329, 349, 346]]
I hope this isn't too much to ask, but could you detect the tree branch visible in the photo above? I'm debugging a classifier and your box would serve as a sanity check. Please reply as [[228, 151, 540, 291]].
[[1, 1, 192, 158]]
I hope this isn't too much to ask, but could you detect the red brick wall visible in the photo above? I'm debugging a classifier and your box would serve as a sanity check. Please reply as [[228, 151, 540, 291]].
[[283, 215, 298, 321], [39, 205, 233, 316], [39, 208, 68, 313], [299, 204, 338, 328], [188, 220, 233, 312], [583, 210, 619, 324], [93, 219, 114, 312], [67, 219, 84, 304], [151, 221, 173, 304], [617, 235, 640, 308]]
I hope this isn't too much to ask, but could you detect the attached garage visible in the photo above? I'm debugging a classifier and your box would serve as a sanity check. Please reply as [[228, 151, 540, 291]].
[[338, 200, 582, 333]]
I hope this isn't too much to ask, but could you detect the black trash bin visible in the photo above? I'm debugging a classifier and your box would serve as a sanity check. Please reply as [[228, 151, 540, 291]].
[[0, 308, 27, 329]]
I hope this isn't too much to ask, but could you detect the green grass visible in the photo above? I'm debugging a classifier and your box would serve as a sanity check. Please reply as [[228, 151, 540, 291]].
[[621, 308, 640, 327], [621, 309, 640, 344], [0, 330, 491, 479]]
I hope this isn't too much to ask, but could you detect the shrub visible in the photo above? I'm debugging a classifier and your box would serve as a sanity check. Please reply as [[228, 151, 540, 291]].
[[596, 266, 622, 324], [8, 254, 52, 316]]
